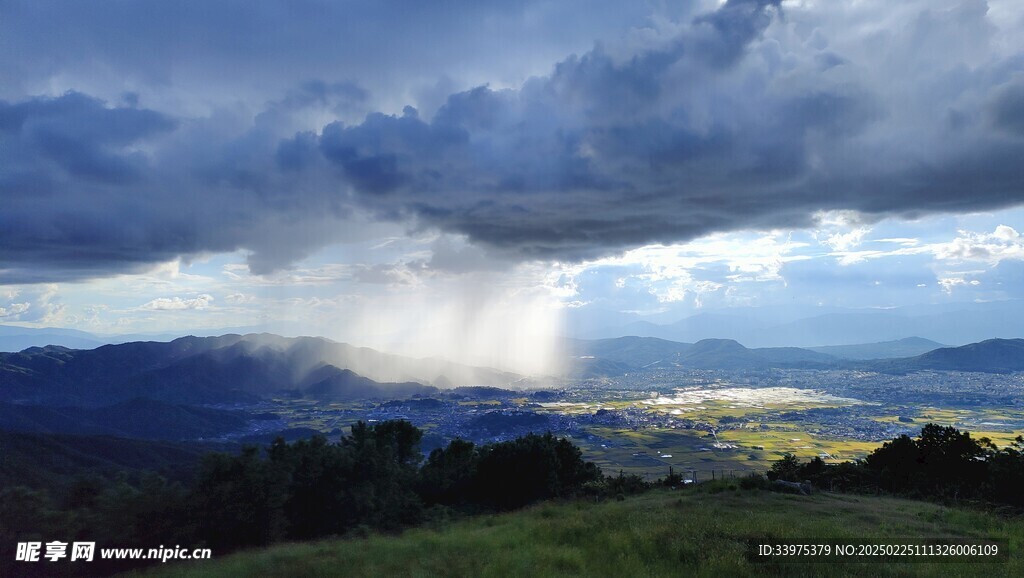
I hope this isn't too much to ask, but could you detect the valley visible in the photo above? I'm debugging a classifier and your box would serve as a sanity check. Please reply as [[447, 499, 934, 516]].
[[3, 333, 1024, 485], [4, 332, 1024, 576], [234, 366, 1024, 480]]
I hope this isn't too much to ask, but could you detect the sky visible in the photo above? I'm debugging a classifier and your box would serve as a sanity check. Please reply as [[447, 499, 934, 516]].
[[2, 0, 1024, 373]]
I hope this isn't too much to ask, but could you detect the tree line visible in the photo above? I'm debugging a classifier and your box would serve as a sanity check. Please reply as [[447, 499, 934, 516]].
[[1, 421, 620, 575], [767, 423, 1024, 509]]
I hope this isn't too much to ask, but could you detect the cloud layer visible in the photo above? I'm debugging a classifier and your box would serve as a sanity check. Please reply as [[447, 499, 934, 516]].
[[2, 0, 1023, 283]]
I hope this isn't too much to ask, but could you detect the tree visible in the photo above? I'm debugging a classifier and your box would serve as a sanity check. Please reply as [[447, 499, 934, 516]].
[[767, 453, 801, 481], [914, 423, 990, 498], [342, 420, 424, 528], [864, 434, 921, 493], [984, 436, 1024, 507], [191, 446, 288, 549], [472, 433, 601, 510], [663, 466, 684, 488], [270, 435, 353, 539], [419, 439, 478, 506]]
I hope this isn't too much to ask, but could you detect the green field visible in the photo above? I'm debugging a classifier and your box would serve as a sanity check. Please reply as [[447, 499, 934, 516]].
[[573, 427, 756, 479], [140, 485, 1023, 577], [550, 390, 1024, 477], [572, 425, 885, 479], [873, 407, 1024, 448], [265, 391, 1024, 481]]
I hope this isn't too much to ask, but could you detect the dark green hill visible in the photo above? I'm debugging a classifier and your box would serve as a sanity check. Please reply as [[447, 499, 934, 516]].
[[118, 351, 291, 404], [869, 338, 1024, 374], [567, 336, 693, 368], [304, 366, 437, 400], [467, 411, 551, 435], [680, 338, 765, 369], [0, 431, 225, 490], [0, 398, 248, 440], [145, 485, 1023, 577], [568, 356, 637, 378], [449, 386, 519, 399]]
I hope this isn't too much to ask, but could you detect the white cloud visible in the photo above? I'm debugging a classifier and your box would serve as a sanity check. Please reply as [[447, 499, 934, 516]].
[[139, 294, 214, 311], [224, 293, 256, 305], [0, 284, 65, 324], [36, 284, 65, 324], [937, 276, 982, 294], [813, 211, 874, 252], [826, 226, 1024, 268], [549, 231, 812, 307], [591, 233, 809, 280], [938, 277, 966, 293], [0, 302, 30, 318], [147, 260, 210, 282], [935, 226, 1024, 264], [821, 227, 872, 252], [875, 238, 920, 247]]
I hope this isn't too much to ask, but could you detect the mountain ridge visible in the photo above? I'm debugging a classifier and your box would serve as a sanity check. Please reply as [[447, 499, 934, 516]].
[[577, 300, 1024, 347], [0, 334, 516, 407], [567, 336, 1023, 375], [807, 337, 946, 360]]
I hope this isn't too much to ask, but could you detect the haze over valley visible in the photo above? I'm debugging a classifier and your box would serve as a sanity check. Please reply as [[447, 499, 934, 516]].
[[4, 330, 1024, 484]]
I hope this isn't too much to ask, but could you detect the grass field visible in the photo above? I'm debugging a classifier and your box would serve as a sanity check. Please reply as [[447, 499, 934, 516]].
[[140, 485, 1022, 577]]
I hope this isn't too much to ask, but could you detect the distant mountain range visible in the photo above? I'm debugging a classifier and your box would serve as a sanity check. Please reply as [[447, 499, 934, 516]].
[[571, 300, 1024, 348], [0, 333, 516, 407], [2, 332, 1022, 413], [0, 322, 321, 354], [0, 331, 1021, 450], [807, 337, 946, 360], [0, 324, 107, 352], [4, 299, 1020, 359], [2, 329, 1015, 409], [567, 336, 1024, 376], [565, 336, 835, 376]]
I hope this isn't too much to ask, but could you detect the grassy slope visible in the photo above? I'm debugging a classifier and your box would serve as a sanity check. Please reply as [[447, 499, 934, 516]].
[[144, 485, 1022, 577]]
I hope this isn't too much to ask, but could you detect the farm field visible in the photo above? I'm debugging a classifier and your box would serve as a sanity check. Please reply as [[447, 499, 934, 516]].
[[251, 378, 1024, 481]]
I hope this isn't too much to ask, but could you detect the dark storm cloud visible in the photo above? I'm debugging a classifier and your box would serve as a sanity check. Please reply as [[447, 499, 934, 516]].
[[692, 0, 782, 66], [0, 90, 358, 283], [307, 0, 1023, 260], [2, 0, 1023, 283], [990, 77, 1024, 136], [0, 92, 177, 183], [0, 93, 183, 282], [307, 0, 875, 258], [0, 0, 661, 109]]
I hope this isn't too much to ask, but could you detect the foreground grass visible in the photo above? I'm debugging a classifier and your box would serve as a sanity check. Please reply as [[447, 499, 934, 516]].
[[142, 484, 1022, 577]]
